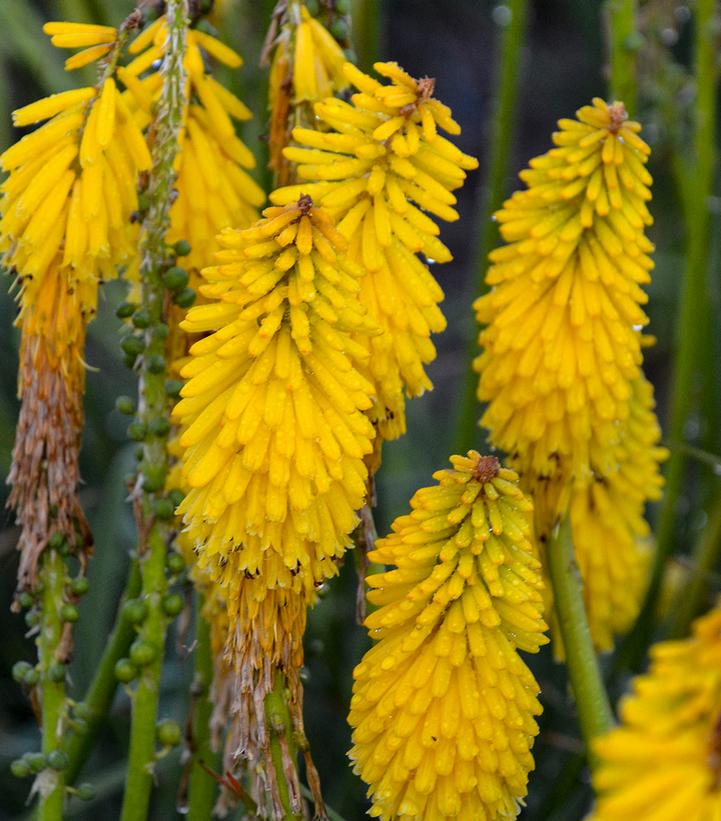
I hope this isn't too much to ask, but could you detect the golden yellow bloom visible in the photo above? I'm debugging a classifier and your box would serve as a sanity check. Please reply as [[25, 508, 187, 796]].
[[592, 603, 721, 820], [274, 61, 477, 444], [174, 197, 376, 595], [1, 20, 150, 585], [349, 452, 548, 820], [475, 98, 654, 482], [123, 15, 264, 273], [265, 2, 349, 184]]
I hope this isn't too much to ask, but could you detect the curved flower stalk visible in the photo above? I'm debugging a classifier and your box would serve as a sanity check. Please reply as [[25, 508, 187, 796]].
[[123, 14, 264, 275], [592, 602, 721, 819], [475, 98, 653, 483], [349, 452, 548, 820], [265, 0, 349, 185], [174, 196, 376, 595], [1, 18, 150, 586], [273, 61, 478, 449]]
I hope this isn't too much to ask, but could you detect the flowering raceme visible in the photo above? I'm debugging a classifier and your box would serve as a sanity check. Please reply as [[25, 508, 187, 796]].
[[592, 603, 721, 820], [1, 20, 150, 585], [274, 61, 478, 444], [349, 452, 548, 820], [174, 196, 377, 601], [475, 98, 654, 482], [123, 14, 264, 273]]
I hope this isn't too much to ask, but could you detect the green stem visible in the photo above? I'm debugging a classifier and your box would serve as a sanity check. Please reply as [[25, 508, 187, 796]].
[[605, 0, 638, 113], [37, 549, 69, 821], [187, 598, 219, 820], [264, 673, 302, 821], [668, 485, 721, 639], [65, 560, 142, 785], [120, 4, 189, 819], [453, 0, 528, 455], [620, 0, 719, 671], [547, 518, 614, 758], [350, 0, 381, 71]]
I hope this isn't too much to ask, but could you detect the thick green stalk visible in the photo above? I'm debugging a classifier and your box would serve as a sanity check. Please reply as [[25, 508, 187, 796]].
[[37, 549, 69, 821], [120, 4, 188, 819], [620, 0, 719, 671], [350, 0, 381, 71], [547, 518, 614, 758], [668, 486, 721, 639], [605, 0, 638, 113], [453, 0, 528, 454], [65, 560, 141, 785], [265, 674, 303, 821], [187, 599, 219, 820]]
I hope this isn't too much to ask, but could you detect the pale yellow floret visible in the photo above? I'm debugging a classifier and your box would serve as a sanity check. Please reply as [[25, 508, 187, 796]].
[[349, 452, 547, 820]]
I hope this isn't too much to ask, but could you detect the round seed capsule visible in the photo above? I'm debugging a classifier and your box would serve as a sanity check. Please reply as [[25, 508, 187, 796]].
[[130, 640, 158, 667], [156, 719, 182, 747], [114, 658, 138, 683]]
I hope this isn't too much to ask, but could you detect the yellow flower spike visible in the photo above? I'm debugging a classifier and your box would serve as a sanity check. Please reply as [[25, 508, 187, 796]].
[[174, 196, 378, 601], [125, 16, 263, 274], [273, 60, 477, 448], [591, 603, 721, 820], [474, 98, 654, 483], [349, 451, 548, 821]]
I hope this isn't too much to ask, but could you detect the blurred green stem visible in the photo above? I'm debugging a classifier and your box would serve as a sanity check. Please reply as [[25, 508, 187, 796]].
[[121, 3, 189, 819], [454, 0, 528, 455], [350, 0, 381, 70], [187, 599, 219, 820], [265, 674, 303, 821], [621, 0, 719, 671], [605, 0, 638, 113], [38, 550, 69, 821], [668, 485, 721, 639], [547, 518, 613, 760], [66, 560, 142, 785]]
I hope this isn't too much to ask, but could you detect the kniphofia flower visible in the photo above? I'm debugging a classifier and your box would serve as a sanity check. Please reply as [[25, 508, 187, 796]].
[[1, 19, 150, 585], [349, 452, 547, 820], [274, 61, 478, 444], [475, 98, 654, 482], [174, 197, 377, 597], [592, 603, 721, 820]]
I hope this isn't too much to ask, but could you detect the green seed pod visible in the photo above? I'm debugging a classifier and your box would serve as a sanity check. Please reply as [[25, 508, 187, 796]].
[[168, 489, 185, 508], [162, 266, 189, 291], [27, 753, 47, 773], [73, 701, 93, 721], [48, 663, 67, 683], [127, 421, 147, 442], [147, 354, 166, 374], [156, 719, 182, 747], [154, 498, 175, 521], [123, 353, 139, 370], [23, 666, 40, 686], [47, 750, 69, 771], [165, 379, 183, 398], [18, 591, 34, 609], [12, 661, 33, 683], [132, 308, 152, 329], [130, 639, 158, 667], [162, 593, 184, 617], [10, 758, 32, 778], [165, 551, 186, 575], [116, 301, 137, 319], [114, 658, 138, 683], [153, 323, 170, 341], [121, 335, 145, 357], [76, 783, 96, 801], [149, 417, 171, 437], [173, 239, 192, 257], [123, 598, 148, 625], [142, 465, 167, 493], [173, 287, 196, 308], [69, 717, 89, 735], [115, 395, 136, 415], [70, 576, 90, 596], [61, 604, 80, 623]]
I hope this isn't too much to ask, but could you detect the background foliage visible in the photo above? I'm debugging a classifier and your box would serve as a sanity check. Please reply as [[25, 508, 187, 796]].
[[0, 1, 717, 819]]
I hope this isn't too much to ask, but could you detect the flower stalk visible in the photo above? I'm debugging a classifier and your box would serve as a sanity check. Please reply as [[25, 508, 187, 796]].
[[120, 2, 189, 818], [454, 0, 528, 455], [547, 517, 614, 757], [605, 0, 638, 113]]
